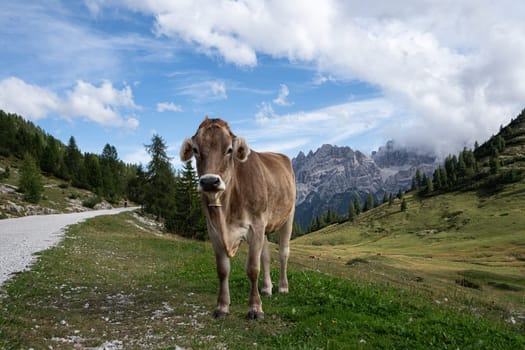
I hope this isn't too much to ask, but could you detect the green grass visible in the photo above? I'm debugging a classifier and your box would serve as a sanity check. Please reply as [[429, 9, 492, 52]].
[[1, 212, 523, 349], [293, 180, 525, 323]]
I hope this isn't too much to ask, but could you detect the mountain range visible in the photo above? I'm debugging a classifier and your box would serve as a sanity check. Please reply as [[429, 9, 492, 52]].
[[292, 141, 439, 228]]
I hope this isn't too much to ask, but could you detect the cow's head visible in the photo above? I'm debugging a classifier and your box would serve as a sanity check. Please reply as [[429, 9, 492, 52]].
[[180, 117, 250, 205]]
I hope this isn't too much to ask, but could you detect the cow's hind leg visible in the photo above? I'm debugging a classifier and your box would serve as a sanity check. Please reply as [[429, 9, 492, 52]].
[[261, 236, 273, 296], [277, 212, 294, 294], [246, 230, 265, 320], [213, 251, 231, 318]]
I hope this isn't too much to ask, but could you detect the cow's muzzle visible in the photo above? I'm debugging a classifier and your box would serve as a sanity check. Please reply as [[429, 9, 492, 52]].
[[198, 174, 226, 192], [198, 174, 226, 207]]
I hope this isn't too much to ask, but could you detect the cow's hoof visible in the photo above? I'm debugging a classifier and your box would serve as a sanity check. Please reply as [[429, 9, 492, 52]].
[[261, 287, 272, 296], [213, 310, 229, 319], [278, 287, 289, 295], [247, 310, 265, 321]]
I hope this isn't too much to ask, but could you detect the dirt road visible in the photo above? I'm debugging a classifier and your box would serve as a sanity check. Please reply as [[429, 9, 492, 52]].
[[0, 207, 138, 286]]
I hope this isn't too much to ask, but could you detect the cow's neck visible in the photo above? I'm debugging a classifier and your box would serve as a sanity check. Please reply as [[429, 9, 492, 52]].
[[205, 178, 242, 258]]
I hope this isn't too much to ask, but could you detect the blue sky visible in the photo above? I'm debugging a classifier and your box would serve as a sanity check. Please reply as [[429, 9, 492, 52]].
[[1, 1, 525, 167]]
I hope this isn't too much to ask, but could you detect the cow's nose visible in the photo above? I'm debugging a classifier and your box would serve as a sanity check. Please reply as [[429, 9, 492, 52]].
[[199, 174, 225, 192]]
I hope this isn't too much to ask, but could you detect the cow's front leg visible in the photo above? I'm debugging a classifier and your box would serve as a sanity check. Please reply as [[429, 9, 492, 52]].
[[246, 234, 264, 320], [214, 251, 231, 318]]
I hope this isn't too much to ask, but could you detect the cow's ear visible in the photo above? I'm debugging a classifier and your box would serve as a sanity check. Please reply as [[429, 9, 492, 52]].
[[180, 138, 194, 162], [233, 136, 250, 162]]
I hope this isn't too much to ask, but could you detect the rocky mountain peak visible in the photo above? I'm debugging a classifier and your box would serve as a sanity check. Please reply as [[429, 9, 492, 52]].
[[371, 140, 436, 168], [292, 141, 439, 229]]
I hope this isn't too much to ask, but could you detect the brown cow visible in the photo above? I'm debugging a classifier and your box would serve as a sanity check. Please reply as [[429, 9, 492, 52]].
[[180, 117, 296, 320]]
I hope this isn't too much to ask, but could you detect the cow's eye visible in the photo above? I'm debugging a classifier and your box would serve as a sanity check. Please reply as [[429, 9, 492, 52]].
[[226, 147, 233, 155]]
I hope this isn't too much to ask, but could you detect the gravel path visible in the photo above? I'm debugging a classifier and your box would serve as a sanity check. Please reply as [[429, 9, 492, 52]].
[[0, 207, 138, 286]]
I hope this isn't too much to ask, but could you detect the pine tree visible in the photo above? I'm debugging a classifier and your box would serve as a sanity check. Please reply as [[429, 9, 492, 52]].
[[291, 221, 304, 239], [127, 164, 147, 207], [426, 177, 434, 193], [348, 201, 356, 222], [168, 161, 206, 239], [388, 193, 394, 207], [41, 137, 60, 175], [433, 168, 442, 190], [363, 193, 375, 212], [382, 192, 389, 205], [397, 189, 404, 200], [84, 153, 102, 193], [354, 196, 362, 215], [19, 154, 43, 204], [415, 169, 422, 188], [100, 144, 124, 200], [64, 136, 82, 182], [144, 135, 176, 221], [490, 155, 500, 174]]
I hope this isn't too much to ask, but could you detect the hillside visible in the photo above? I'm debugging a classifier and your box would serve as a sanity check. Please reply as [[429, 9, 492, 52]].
[[291, 110, 525, 322], [292, 174, 525, 322], [0, 156, 116, 218]]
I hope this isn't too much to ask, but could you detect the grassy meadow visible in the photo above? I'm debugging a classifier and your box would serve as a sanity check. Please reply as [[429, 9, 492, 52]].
[[293, 180, 525, 322], [1, 207, 524, 349]]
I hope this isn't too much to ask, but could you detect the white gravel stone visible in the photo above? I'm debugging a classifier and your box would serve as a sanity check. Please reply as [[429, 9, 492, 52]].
[[0, 207, 138, 286]]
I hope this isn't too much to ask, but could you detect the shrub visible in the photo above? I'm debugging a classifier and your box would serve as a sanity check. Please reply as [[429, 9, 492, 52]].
[[82, 196, 102, 209]]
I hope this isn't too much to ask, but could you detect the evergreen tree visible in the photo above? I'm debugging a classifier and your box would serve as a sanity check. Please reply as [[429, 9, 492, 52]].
[[19, 154, 43, 204], [41, 137, 60, 175], [382, 192, 389, 205], [397, 189, 404, 200], [307, 216, 321, 233], [363, 192, 375, 212], [354, 196, 362, 215], [127, 164, 147, 206], [440, 167, 449, 189], [100, 144, 124, 200], [167, 161, 206, 239], [348, 201, 356, 222], [64, 136, 82, 181], [426, 177, 434, 193], [415, 169, 422, 188], [144, 135, 176, 221], [490, 154, 500, 174], [433, 168, 442, 190], [411, 177, 418, 191], [84, 153, 102, 193], [291, 221, 304, 239]]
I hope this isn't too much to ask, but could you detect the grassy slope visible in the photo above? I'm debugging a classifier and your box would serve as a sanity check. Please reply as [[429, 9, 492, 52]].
[[1, 212, 523, 349], [0, 155, 108, 217], [293, 179, 525, 321]]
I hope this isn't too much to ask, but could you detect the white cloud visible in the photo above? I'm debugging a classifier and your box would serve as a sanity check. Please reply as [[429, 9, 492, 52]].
[[177, 80, 228, 102], [118, 0, 525, 155], [273, 84, 292, 106], [122, 147, 150, 165], [210, 81, 227, 99], [0, 77, 60, 120], [248, 97, 396, 155], [157, 102, 183, 112], [0, 77, 140, 129]]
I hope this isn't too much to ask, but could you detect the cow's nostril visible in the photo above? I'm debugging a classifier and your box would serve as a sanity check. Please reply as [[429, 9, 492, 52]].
[[199, 175, 223, 190]]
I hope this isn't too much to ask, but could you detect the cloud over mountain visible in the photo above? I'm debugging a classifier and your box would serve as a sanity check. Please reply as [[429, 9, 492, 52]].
[[112, 0, 525, 155]]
